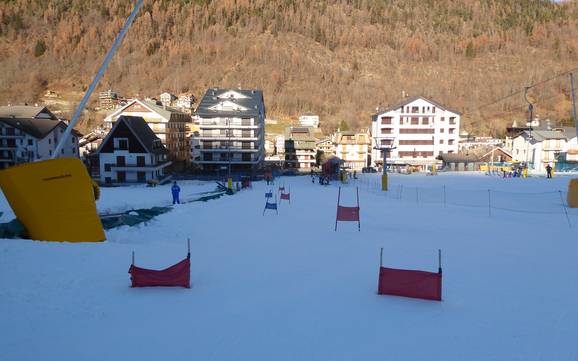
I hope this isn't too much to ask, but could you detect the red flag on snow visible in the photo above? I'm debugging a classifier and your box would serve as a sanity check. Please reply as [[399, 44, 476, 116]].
[[377, 249, 442, 301], [129, 256, 190, 288]]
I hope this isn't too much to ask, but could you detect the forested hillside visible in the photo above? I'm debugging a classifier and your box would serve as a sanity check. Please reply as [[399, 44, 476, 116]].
[[1, 0, 578, 134]]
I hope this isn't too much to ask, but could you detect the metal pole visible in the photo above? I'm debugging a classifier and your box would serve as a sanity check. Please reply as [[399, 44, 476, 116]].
[[488, 189, 492, 217], [380, 247, 383, 268], [570, 73, 578, 139], [559, 190, 572, 228], [438, 249, 442, 274], [228, 117, 232, 179], [52, 0, 144, 158]]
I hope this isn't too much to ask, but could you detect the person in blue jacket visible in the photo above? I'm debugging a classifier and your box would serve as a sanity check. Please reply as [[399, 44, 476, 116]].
[[171, 181, 181, 204]]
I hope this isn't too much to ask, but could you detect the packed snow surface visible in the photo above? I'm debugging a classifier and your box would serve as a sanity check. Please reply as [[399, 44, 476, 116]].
[[1, 173, 577, 361]]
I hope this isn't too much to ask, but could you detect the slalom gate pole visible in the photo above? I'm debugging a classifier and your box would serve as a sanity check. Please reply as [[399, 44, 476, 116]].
[[187, 238, 191, 258], [357, 186, 360, 231], [335, 187, 341, 231], [438, 249, 442, 274], [380, 247, 383, 267], [132, 251, 135, 265], [559, 190, 572, 228]]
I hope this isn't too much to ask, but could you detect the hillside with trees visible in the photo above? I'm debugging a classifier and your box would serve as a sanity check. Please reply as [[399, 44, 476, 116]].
[[1, 0, 578, 134]]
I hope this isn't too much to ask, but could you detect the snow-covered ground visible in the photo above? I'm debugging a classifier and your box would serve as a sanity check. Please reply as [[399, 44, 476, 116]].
[[1, 173, 577, 361]]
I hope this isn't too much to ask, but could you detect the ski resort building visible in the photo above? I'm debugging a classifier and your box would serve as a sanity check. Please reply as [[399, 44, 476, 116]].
[[103, 99, 192, 164], [370, 96, 460, 170], [95, 116, 171, 185], [193, 88, 266, 171], [0, 105, 80, 169]]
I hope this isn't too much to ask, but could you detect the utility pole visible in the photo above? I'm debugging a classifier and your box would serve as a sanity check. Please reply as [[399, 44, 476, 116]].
[[570, 73, 578, 136], [227, 117, 232, 188], [524, 86, 534, 171]]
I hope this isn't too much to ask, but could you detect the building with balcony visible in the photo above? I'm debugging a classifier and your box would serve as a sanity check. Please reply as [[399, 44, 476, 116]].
[[511, 130, 569, 173], [104, 99, 192, 163], [0, 105, 80, 169], [194, 88, 266, 171], [334, 129, 371, 170], [370, 96, 460, 170], [94, 116, 171, 185], [284, 127, 316, 170]]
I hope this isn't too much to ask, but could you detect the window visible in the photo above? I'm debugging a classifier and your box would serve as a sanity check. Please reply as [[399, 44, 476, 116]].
[[449, 117, 456, 125], [439, 140, 444, 144], [28, 139, 33, 146], [421, 117, 430, 125], [137, 172, 146, 182], [104, 164, 112, 172], [399, 128, 434, 134], [448, 139, 455, 145], [380, 117, 392, 125], [105, 177, 112, 184], [440, 128, 445, 133], [116, 139, 128, 150], [441, 117, 445, 121], [380, 139, 393, 146], [49, 138, 51, 144], [411, 117, 419, 125], [116, 156, 125, 166], [137, 156, 145, 167], [449, 128, 455, 134], [242, 153, 251, 161], [411, 106, 419, 113], [381, 128, 392, 134], [6, 128, 14, 136]]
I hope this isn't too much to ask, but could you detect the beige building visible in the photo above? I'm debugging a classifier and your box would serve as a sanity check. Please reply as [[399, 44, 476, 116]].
[[334, 129, 371, 170], [284, 126, 316, 170]]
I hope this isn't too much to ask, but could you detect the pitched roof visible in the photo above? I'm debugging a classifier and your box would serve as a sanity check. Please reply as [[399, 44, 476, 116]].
[[374, 95, 461, 117], [439, 153, 480, 162], [521, 130, 567, 142], [106, 99, 191, 123], [0, 105, 82, 139], [0, 105, 57, 120], [195, 88, 264, 117], [97, 116, 167, 154]]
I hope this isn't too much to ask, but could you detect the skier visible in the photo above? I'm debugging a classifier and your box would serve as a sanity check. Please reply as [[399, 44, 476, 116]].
[[545, 164, 553, 179], [171, 181, 181, 204]]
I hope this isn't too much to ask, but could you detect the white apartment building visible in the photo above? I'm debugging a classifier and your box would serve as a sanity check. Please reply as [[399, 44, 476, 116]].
[[299, 114, 320, 128], [194, 88, 266, 171], [0, 106, 80, 169], [371, 96, 460, 169], [160, 92, 177, 107]]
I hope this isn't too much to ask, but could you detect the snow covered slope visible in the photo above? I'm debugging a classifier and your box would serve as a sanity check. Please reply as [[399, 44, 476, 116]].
[[1, 173, 577, 361]]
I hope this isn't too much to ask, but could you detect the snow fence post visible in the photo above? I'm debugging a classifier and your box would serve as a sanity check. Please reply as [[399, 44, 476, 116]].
[[559, 190, 572, 228], [443, 185, 446, 208], [488, 189, 492, 217]]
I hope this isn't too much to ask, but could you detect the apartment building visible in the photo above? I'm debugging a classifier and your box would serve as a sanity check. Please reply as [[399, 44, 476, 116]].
[[370, 96, 460, 170], [284, 126, 316, 170], [193, 88, 266, 171], [334, 129, 371, 170], [0, 105, 80, 169], [511, 130, 568, 172]]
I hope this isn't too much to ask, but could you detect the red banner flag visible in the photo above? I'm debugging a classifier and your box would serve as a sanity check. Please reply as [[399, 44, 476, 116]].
[[280, 193, 290, 201], [336, 205, 360, 221], [378, 266, 442, 301], [129, 257, 190, 288]]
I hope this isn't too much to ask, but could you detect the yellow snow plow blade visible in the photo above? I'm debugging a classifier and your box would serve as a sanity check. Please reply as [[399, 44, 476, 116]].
[[0, 158, 105, 242], [568, 178, 578, 208]]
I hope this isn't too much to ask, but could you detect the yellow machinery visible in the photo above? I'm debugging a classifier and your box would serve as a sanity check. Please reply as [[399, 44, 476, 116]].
[[0, 158, 105, 242], [568, 179, 578, 208], [381, 173, 388, 191]]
